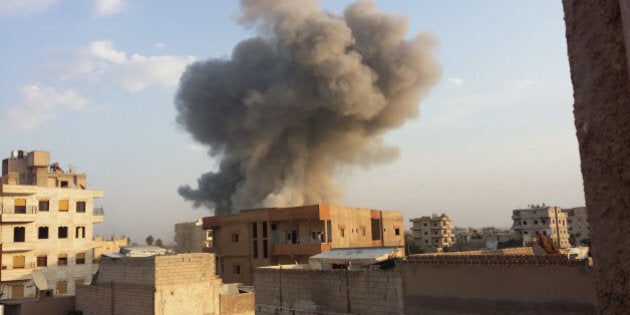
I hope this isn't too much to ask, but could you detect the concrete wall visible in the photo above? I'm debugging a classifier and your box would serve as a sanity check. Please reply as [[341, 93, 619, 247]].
[[220, 292, 255, 315], [3, 296, 75, 315], [255, 267, 403, 315], [254, 256, 597, 315], [563, 0, 630, 313]]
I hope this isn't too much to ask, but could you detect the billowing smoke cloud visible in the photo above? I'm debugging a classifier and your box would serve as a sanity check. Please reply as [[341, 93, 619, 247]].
[[176, 0, 441, 214]]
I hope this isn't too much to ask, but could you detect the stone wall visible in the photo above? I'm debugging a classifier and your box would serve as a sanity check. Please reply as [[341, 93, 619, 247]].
[[563, 0, 630, 313], [220, 292, 255, 315], [255, 267, 403, 315]]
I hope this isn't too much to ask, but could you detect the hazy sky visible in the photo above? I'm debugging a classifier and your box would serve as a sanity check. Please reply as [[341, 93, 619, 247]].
[[0, 0, 583, 244]]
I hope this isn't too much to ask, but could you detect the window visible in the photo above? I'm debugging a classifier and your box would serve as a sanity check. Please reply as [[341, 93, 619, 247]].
[[76, 252, 85, 265], [38, 226, 49, 239], [14, 227, 26, 242], [271, 223, 277, 231], [361, 227, 366, 236], [231, 233, 239, 242], [60, 181, 68, 188], [14, 198, 26, 214], [395, 228, 401, 236], [534, 220, 539, 224], [58, 226, 68, 239], [56, 281, 67, 294], [371, 219, 381, 240], [37, 255, 47, 267], [233, 265, 241, 275], [424, 240, 429, 244], [76, 201, 86, 213], [340, 228, 345, 237], [74, 278, 85, 287], [424, 231, 428, 235], [522, 220, 528, 225], [262, 222, 268, 238], [263, 240, 268, 259], [423, 223, 428, 227], [252, 223, 258, 238], [39, 200, 49, 211], [75, 226, 86, 238], [13, 255, 25, 269], [58, 200, 69, 212], [252, 240, 258, 258], [58, 254, 68, 266]]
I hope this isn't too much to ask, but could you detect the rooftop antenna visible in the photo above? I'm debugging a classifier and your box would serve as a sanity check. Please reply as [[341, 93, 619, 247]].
[[68, 164, 76, 173]]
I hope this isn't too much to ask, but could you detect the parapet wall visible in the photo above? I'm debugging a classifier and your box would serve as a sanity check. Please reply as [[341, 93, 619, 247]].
[[407, 254, 587, 266]]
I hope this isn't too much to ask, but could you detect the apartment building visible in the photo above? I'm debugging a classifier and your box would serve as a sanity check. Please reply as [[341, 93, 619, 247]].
[[409, 213, 455, 252], [174, 219, 212, 253], [563, 207, 589, 246], [0, 150, 103, 299], [511, 206, 570, 248], [203, 204, 405, 284]]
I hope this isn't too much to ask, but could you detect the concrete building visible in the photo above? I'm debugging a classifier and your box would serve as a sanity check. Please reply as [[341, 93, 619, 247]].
[[92, 236, 129, 262], [174, 219, 212, 253], [203, 204, 405, 284], [0, 150, 104, 299], [75, 253, 254, 315], [452, 227, 515, 251], [563, 206, 590, 246], [409, 213, 455, 252], [511, 206, 570, 248]]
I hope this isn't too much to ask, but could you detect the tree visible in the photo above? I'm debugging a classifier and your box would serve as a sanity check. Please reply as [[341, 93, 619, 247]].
[[145, 235, 154, 246], [155, 238, 164, 247]]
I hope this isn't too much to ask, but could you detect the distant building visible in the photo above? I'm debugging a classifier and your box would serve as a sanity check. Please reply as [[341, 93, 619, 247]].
[[174, 219, 212, 253], [92, 235, 129, 261], [409, 213, 455, 252], [452, 227, 515, 251], [203, 204, 405, 284], [563, 207, 589, 246], [511, 206, 570, 248], [0, 150, 104, 299]]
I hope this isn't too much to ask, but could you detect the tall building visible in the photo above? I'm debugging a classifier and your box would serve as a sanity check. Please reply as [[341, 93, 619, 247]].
[[511, 206, 570, 248], [203, 204, 405, 284], [0, 150, 104, 299], [563, 207, 589, 246], [174, 219, 212, 253], [409, 213, 455, 252]]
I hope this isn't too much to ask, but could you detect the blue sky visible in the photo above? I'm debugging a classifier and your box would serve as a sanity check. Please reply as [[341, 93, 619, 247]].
[[0, 0, 583, 244]]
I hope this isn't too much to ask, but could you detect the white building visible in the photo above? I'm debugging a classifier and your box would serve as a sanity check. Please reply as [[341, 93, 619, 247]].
[[410, 213, 455, 252], [0, 150, 103, 299], [563, 206, 590, 246], [511, 206, 570, 248]]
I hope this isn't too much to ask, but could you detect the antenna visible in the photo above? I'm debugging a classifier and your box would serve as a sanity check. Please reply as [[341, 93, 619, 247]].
[[69, 164, 76, 173]]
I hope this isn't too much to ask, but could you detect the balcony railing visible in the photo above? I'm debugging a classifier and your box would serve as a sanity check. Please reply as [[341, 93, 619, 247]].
[[271, 242, 331, 256], [1, 206, 38, 223], [93, 207, 104, 216], [2, 206, 38, 215]]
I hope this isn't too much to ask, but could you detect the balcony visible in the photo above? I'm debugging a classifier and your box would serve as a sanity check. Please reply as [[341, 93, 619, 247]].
[[1, 206, 37, 222], [93, 207, 104, 223], [2, 242, 36, 252], [271, 243, 331, 256], [0, 265, 34, 281]]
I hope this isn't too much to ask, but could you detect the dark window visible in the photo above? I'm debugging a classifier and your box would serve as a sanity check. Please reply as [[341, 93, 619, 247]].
[[76, 253, 85, 265], [262, 222, 268, 238], [58, 255, 68, 266], [231, 234, 239, 242], [60, 181, 68, 188], [371, 219, 381, 240], [233, 265, 240, 274], [76, 201, 86, 213], [37, 255, 47, 267], [14, 199, 26, 214], [75, 226, 85, 238], [58, 226, 68, 239], [263, 240, 268, 259], [395, 228, 401, 236], [252, 223, 258, 238], [340, 228, 345, 237], [252, 240, 258, 258], [38, 227, 49, 239], [39, 200, 49, 211], [271, 224, 277, 231], [13, 227, 25, 242]]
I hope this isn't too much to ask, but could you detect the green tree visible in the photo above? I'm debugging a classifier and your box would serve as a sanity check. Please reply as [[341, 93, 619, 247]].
[[155, 238, 164, 247], [145, 235, 154, 246]]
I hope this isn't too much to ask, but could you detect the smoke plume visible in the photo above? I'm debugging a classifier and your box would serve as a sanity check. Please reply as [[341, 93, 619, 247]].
[[176, 0, 441, 214]]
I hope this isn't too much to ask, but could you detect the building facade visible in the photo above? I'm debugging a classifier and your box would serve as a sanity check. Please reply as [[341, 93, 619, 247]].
[[511, 206, 570, 248], [0, 150, 104, 299], [174, 219, 212, 253], [563, 207, 589, 246], [203, 204, 405, 284], [409, 213, 455, 252]]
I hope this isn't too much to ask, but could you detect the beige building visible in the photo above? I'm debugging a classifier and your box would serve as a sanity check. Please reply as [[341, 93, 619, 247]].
[[203, 204, 405, 284], [174, 219, 212, 253], [511, 206, 570, 248], [75, 253, 254, 315], [410, 213, 455, 252], [92, 235, 129, 261], [563, 207, 589, 246], [0, 150, 104, 299]]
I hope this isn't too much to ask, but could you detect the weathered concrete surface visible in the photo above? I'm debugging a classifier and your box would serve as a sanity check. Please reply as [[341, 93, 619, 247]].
[[563, 0, 630, 313]]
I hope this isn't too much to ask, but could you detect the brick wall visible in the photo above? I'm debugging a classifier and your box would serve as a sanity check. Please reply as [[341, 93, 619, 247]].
[[75, 285, 113, 315], [255, 267, 402, 315]]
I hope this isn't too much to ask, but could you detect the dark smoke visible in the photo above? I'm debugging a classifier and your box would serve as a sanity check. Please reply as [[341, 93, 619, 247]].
[[176, 0, 441, 214]]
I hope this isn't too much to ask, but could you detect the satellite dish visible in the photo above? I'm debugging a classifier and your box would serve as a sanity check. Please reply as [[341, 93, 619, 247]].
[[69, 164, 76, 173]]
